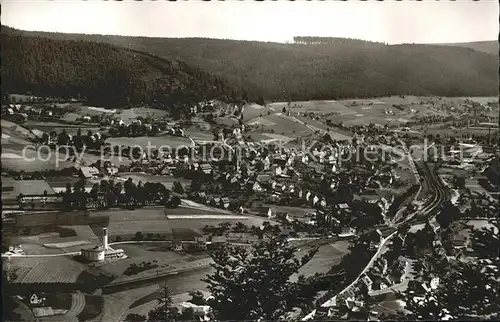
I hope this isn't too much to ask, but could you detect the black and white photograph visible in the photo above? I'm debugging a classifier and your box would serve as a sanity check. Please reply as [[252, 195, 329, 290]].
[[1, 0, 499, 321]]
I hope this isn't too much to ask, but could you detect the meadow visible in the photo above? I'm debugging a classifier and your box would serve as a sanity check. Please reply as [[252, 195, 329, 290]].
[[117, 173, 191, 191], [105, 135, 193, 150], [294, 240, 351, 280], [7, 257, 87, 284], [89, 207, 269, 241]]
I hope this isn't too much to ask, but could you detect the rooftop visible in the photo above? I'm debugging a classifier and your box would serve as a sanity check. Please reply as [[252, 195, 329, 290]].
[[256, 174, 272, 183]]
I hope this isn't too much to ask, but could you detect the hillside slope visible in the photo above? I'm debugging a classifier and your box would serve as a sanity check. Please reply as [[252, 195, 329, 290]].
[[436, 41, 498, 56], [2, 26, 498, 101], [1, 32, 247, 109]]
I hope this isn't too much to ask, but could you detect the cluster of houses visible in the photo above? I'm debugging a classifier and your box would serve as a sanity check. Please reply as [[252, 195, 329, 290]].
[[171, 233, 260, 253], [79, 162, 118, 179], [190, 193, 232, 210], [1, 103, 66, 124], [105, 117, 190, 138], [90, 131, 403, 232], [360, 255, 408, 295]]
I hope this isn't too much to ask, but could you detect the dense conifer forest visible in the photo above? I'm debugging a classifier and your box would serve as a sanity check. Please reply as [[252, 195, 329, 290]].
[[1, 32, 248, 108], [2, 26, 498, 105]]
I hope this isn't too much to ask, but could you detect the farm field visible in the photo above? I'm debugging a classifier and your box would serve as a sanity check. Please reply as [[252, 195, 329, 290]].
[[75, 295, 102, 322], [124, 266, 214, 315], [7, 256, 86, 284], [179, 199, 234, 214], [320, 96, 453, 126], [94, 243, 209, 280], [117, 172, 191, 190], [23, 120, 99, 130], [7, 225, 102, 255], [77, 151, 135, 168], [1, 119, 36, 142], [106, 217, 263, 239], [89, 208, 268, 240], [412, 125, 498, 137], [115, 108, 169, 123], [291, 114, 352, 141], [188, 130, 215, 142], [10, 299, 36, 321], [1, 133, 32, 146], [105, 135, 193, 150], [126, 290, 210, 319], [125, 239, 351, 316], [453, 96, 498, 104], [1, 146, 76, 171], [246, 114, 312, 138], [268, 100, 357, 116], [2, 179, 55, 201], [95, 285, 159, 322], [215, 116, 240, 128], [261, 205, 316, 219], [240, 103, 273, 122], [243, 96, 498, 138], [293, 240, 351, 280]]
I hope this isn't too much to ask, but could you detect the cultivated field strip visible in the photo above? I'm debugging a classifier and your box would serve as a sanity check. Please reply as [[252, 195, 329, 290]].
[[43, 240, 91, 249], [108, 221, 174, 236], [67, 293, 86, 317], [18, 261, 84, 284], [10, 266, 33, 283], [165, 214, 249, 220], [62, 225, 101, 241]]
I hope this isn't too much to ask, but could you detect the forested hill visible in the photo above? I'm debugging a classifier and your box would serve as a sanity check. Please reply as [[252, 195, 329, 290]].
[[2, 26, 499, 102], [436, 41, 498, 56], [0, 32, 248, 108]]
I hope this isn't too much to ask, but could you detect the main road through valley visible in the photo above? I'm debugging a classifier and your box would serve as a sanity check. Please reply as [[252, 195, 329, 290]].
[[304, 161, 449, 320]]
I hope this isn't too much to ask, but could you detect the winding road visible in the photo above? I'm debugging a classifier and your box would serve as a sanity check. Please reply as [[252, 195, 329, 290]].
[[2, 237, 316, 259], [304, 161, 449, 320]]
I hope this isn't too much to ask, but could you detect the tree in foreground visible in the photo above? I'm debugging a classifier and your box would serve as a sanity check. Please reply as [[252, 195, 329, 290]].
[[388, 219, 499, 321], [2, 266, 21, 321], [124, 313, 146, 322], [203, 233, 318, 320], [172, 181, 185, 195], [188, 290, 206, 306], [147, 282, 179, 322]]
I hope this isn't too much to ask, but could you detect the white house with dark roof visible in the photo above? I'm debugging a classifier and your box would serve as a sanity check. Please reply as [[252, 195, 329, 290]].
[[360, 275, 373, 291], [30, 293, 45, 305], [252, 181, 263, 192], [199, 163, 213, 175], [79, 166, 100, 179], [263, 156, 271, 170], [191, 162, 200, 171], [221, 197, 231, 209]]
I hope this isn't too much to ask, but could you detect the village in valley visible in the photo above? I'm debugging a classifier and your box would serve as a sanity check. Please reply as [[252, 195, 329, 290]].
[[2, 91, 499, 321]]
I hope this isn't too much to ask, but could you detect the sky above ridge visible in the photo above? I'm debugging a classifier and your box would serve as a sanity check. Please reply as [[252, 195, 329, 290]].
[[2, 0, 498, 44]]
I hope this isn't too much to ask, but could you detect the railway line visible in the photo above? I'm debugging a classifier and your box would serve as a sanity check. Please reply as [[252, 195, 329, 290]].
[[407, 162, 450, 225], [304, 161, 450, 320]]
